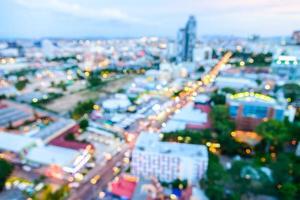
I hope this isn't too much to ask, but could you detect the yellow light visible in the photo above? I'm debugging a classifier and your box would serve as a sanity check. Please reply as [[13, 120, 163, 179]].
[[90, 175, 101, 185], [123, 157, 130, 164], [212, 143, 221, 148], [74, 173, 84, 181], [271, 152, 276, 158], [84, 71, 90, 77], [102, 73, 108, 78], [177, 136, 183, 141], [230, 92, 274, 102], [245, 149, 251, 154], [179, 184, 183, 189], [113, 167, 120, 174], [93, 104, 100, 110]]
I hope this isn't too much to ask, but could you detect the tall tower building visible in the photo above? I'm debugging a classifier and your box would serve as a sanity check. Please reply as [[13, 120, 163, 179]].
[[177, 16, 197, 62]]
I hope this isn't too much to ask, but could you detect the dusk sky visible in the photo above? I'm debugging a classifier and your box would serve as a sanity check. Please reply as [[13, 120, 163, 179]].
[[1, 0, 300, 38]]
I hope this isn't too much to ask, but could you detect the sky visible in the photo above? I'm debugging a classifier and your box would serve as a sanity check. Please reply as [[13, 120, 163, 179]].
[[0, 0, 300, 39]]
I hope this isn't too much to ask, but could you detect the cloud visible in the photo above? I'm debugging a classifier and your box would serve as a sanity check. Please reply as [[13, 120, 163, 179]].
[[14, 0, 142, 23]]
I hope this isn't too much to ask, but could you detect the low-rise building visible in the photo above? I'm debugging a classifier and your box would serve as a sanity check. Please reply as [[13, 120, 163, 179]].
[[215, 76, 258, 90], [101, 93, 131, 113], [131, 132, 208, 183], [0, 132, 39, 155], [0, 100, 36, 129], [271, 55, 300, 80], [26, 144, 91, 174], [162, 101, 211, 133]]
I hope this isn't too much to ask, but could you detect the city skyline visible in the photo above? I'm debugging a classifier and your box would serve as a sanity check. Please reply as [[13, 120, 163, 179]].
[[1, 0, 300, 39], [0, 2, 300, 198]]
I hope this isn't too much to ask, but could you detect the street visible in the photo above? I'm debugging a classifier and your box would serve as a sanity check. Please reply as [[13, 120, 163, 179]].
[[67, 52, 232, 200]]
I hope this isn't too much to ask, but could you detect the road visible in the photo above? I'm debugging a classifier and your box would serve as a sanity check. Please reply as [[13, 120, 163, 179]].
[[68, 52, 232, 200], [68, 147, 129, 200]]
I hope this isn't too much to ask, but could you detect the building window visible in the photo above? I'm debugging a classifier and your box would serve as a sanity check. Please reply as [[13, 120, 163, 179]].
[[243, 105, 268, 119], [229, 105, 238, 117], [274, 109, 284, 121]]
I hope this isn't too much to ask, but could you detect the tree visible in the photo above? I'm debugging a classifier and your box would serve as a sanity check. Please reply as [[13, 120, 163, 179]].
[[87, 72, 103, 88], [201, 154, 228, 200], [211, 105, 235, 135], [79, 119, 89, 131], [279, 183, 297, 200], [38, 185, 69, 200], [282, 83, 300, 102], [218, 133, 247, 156], [15, 79, 28, 91], [221, 87, 236, 94], [50, 185, 70, 200], [211, 93, 226, 105], [162, 129, 213, 145], [269, 153, 293, 184], [197, 66, 205, 73], [64, 133, 76, 141], [171, 179, 188, 189], [71, 100, 95, 120], [255, 120, 288, 154], [0, 159, 14, 191], [57, 81, 67, 91]]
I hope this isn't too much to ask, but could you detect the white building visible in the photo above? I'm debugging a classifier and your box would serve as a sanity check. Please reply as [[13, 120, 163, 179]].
[[193, 45, 213, 63], [0, 132, 39, 154], [26, 145, 91, 174], [0, 86, 18, 97], [131, 132, 208, 183], [271, 55, 300, 80], [159, 62, 173, 84], [161, 103, 208, 133], [215, 76, 258, 90], [102, 94, 131, 113]]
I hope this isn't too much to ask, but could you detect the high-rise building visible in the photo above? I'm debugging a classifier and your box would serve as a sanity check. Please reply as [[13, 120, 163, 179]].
[[177, 16, 197, 62]]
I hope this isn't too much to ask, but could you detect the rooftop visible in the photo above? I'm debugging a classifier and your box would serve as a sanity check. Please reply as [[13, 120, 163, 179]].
[[272, 55, 300, 66], [171, 103, 208, 124], [31, 119, 76, 142], [135, 132, 208, 158], [215, 76, 258, 90], [0, 100, 34, 127], [26, 145, 82, 169], [49, 125, 91, 151], [109, 175, 138, 199], [0, 132, 39, 153], [161, 103, 210, 132]]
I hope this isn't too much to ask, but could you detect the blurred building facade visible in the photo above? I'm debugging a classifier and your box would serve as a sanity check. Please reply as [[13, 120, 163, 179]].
[[131, 132, 208, 184], [292, 31, 300, 45], [271, 55, 300, 80], [227, 92, 286, 131]]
